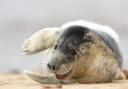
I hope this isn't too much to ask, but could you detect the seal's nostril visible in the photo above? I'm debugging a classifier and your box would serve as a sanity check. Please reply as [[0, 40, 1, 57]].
[[47, 63, 51, 69], [52, 65, 56, 70], [47, 63, 56, 70]]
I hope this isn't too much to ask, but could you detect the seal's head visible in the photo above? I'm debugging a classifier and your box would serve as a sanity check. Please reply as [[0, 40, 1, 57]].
[[47, 26, 90, 80]]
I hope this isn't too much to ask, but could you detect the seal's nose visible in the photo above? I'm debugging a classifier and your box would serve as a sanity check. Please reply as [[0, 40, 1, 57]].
[[47, 63, 56, 70]]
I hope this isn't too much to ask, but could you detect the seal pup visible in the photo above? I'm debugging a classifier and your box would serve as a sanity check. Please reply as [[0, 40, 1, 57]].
[[22, 20, 125, 84]]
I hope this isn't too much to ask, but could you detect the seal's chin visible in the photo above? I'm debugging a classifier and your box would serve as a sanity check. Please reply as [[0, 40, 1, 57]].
[[55, 69, 72, 80]]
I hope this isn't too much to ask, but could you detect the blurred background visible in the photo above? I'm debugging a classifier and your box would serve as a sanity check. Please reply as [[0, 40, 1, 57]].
[[0, 0, 128, 72]]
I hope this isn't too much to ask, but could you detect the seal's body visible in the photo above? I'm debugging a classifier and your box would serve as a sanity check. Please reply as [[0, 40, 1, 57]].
[[22, 20, 124, 84]]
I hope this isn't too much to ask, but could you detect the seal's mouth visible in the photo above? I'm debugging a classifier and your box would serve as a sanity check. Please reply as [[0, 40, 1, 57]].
[[55, 69, 72, 80]]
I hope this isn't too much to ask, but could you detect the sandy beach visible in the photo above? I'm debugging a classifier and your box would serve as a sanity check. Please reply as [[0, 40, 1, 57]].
[[1, 73, 128, 89]]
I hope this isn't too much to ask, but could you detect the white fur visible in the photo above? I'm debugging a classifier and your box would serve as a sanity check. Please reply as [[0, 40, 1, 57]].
[[22, 27, 60, 55], [61, 20, 119, 44]]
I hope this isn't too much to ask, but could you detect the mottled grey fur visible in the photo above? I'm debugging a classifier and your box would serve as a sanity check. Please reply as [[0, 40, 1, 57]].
[[47, 25, 122, 83]]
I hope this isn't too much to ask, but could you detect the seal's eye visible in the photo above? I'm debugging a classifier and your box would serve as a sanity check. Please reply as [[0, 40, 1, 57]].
[[69, 49, 76, 55], [54, 44, 57, 50]]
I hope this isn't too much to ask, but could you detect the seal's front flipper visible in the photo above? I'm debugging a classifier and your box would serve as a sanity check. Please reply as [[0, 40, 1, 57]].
[[21, 27, 60, 55], [24, 71, 60, 84]]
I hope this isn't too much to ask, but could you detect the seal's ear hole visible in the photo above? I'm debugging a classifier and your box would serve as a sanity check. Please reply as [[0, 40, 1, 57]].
[[54, 44, 58, 50]]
